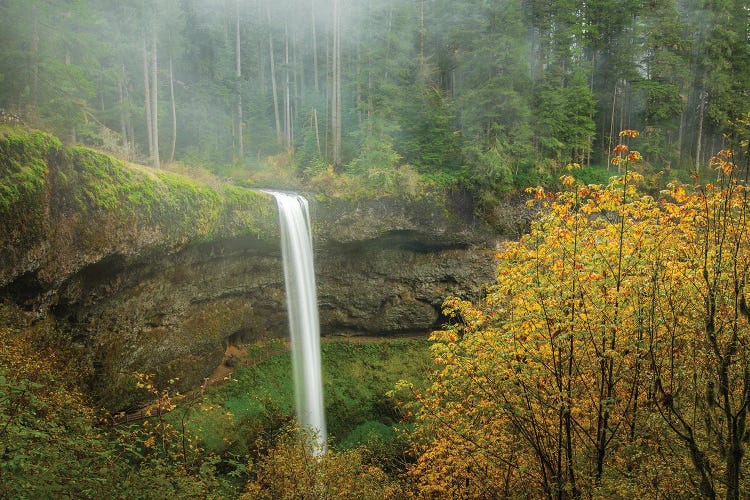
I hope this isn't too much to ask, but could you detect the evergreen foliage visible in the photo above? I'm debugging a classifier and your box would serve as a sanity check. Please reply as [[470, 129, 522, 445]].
[[0, 0, 746, 197]]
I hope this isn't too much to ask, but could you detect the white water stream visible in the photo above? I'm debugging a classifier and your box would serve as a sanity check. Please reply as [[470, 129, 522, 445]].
[[266, 191, 327, 453]]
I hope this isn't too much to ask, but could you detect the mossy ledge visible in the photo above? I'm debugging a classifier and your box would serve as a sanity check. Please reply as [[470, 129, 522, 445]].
[[0, 125, 278, 292]]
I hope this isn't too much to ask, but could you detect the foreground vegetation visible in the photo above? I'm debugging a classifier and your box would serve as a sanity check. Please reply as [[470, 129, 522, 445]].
[[172, 339, 431, 459], [0, 320, 429, 497]]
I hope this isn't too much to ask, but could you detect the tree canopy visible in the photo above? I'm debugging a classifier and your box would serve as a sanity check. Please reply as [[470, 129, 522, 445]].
[[0, 0, 746, 193]]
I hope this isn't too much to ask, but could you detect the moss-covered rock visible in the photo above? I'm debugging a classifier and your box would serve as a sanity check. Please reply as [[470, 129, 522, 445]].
[[0, 125, 277, 290]]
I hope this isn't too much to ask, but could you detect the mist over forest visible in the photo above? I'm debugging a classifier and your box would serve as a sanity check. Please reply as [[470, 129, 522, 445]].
[[1, 0, 748, 193]]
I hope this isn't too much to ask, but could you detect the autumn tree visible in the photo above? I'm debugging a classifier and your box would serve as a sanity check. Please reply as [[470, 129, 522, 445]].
[[408, 120, 750, 498]]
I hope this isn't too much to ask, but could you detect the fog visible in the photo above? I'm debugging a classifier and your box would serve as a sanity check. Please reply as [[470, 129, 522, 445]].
[[0, 0, 747, 182]]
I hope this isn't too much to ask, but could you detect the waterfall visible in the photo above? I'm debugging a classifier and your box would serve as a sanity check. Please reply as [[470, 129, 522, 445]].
[[266, 191, 327, 453]]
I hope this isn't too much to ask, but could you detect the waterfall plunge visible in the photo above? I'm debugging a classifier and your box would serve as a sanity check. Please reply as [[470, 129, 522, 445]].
[[267, 191, 327, 453]]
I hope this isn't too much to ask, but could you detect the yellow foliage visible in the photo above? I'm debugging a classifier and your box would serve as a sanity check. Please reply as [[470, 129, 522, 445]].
[[409, 148, 750, 498], [241, 427, 401, 499]]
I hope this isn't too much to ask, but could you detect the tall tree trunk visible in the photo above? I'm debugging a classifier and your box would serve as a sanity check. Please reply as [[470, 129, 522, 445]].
[[143, 38, 154, 162], [118, 77, 127, 149], [284, 23, 292, 148], [324, 31, 330, 158], [126, 77, 135, 160], [235, 0, 244, 159], [118, 66, 130, 157], [419, 0, 425, 65], [31, 5, 39, 110], [726, 418, 745, 500], [151, 33, 160, 168], [331, 0, 342, 168], [695, 80, 707, 174], [169, 57, 177, 164], [294, 26, 303, 116], [607, 83, 617, 170], [313, 107, 321, 157], [311, 0, 319, 93], [267, 3, 282, 145]]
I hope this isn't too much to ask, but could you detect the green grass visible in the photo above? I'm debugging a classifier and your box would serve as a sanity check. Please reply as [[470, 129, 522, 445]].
[[176, 339, 432, 455], [572, 163, 614, 185]]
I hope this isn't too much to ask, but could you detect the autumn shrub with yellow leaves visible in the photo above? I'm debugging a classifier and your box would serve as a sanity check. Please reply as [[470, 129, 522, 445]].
[[241, 426, 401, 500], [408, 121, 750, 499]]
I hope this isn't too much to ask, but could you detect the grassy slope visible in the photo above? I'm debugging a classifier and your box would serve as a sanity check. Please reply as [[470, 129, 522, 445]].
[[176, 339, 432, 453]]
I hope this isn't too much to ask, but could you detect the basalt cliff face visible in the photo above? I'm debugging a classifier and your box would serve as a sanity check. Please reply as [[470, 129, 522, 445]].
[[313, 196, 497, 336], [0, 127, 503, 410]]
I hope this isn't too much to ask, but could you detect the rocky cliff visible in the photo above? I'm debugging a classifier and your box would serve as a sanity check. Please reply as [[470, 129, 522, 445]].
[[0, 126, 500, 410]]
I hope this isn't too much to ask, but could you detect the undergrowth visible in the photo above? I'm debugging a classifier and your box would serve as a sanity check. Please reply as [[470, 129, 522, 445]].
[[177, 339, 431, 457]]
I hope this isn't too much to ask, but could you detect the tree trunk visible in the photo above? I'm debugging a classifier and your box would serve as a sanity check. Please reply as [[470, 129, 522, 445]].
[[726, 434, 743, 500], [169, 57, 177, 164], [313, 107, 321, 157], [294, 26, 303, 116], [331, 0, 342, 168], [695, 85, 707, 175], [125, 75, 135, 160], [31, 5, 39, 110], [142, 38, 153, 162], [151, 33, 160, 168], [311, 0, 319, 93], [419, 0, 425, 65], [720, 359, 748, 500], [267, 3, 282, 145], [678, 91, 686, 168], [284, 23, 292, 148], [235, 0, 244, 159], [118, 68, 130, 157], [607, 83, 617, 170], [324, 31, 330, 157]]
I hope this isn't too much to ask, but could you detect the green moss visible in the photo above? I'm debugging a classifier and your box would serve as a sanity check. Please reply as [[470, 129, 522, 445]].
[[0, 127, 278, 255], [218, 184, 277, 236], [64, 146, 133, 211], [152, 170, 223, 236], [0, 127, 60, 213]]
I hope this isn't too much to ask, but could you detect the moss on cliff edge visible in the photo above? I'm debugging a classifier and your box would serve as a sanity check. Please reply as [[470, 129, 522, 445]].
[[0, 127, 61, 212], [52, 141, 276, 239], [0, 125, 278, 288]]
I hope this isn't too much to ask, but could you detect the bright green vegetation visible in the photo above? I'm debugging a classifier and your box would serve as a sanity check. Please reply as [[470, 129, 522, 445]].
[[56, 141, 274, 239], [0, 128, 60, 211], [179, 339, 431, 456], [0, 125, 277, 251]]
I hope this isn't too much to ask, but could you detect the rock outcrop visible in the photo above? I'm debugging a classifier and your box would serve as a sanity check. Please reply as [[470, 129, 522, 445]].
[[0, 126, 501, 410], [313, 195, 497, 336]]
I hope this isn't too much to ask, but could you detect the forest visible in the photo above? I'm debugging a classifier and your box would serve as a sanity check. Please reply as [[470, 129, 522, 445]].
[[2, 0, 750, 498], [0, 0, 748, 196]]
